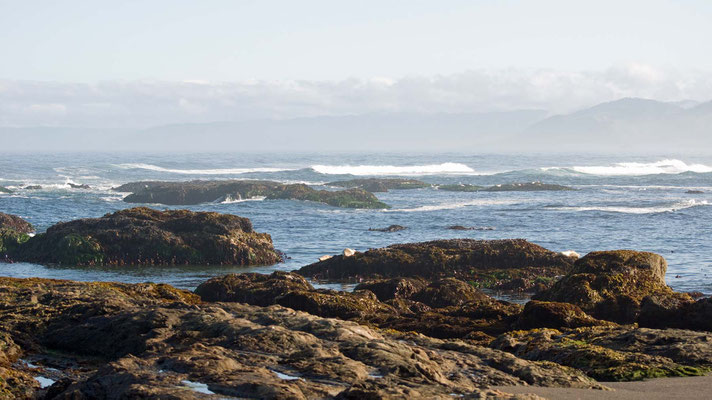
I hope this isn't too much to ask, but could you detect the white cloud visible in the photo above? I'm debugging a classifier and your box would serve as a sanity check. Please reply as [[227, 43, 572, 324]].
[[1, 65, 711, 128]]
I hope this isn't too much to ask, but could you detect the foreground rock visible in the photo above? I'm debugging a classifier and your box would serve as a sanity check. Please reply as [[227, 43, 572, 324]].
[[12, 207, 282, 266], [0, 277, 607, 399], [114, 180, 389, 209], [297, 239, 574, 292], [533, 250, 689, 324], [328, 178, 431, 192], [197, 272, 522, 338], [368, 225, 407, 232]]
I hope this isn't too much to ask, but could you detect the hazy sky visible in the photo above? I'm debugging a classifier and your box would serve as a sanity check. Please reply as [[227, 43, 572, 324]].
[[2, 0, 711, 82], [2, 1, 712, 128]]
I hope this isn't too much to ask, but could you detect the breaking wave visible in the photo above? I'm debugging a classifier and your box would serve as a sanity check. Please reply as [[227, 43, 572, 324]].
[[551, 199, 709, 214], [310, 162, 476, 176], [387, 199, 521, 212], [565, 159, 712, 176], [114, 163, 293, 175]]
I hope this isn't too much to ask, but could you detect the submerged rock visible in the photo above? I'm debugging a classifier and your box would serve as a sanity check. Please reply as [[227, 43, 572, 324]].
[[23, 185, 42, 190], [368, 224, 407, 232], [114, 180, 389, 209], [483, 182, 575, 191], [0, 277, 606, 398], [11, 207, 282, 266], [533, 250, 688, 324], [437, 184, 483, 192], [447, 225, 495, 231], [328, 178, 431, 192], [297, 239, 574, 291], [686, 190, 704, 194], [0, 186, 12, 194], [67, 183, 91, 189]]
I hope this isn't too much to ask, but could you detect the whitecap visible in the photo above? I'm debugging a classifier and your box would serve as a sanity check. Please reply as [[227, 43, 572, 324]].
[[387, 199, 520, 212], [551, 199, 708, 214], [310, 162, 477, 176], [220, 195, 266, 204], [114, 163, 293, 175], [567, 159, 712, 176]]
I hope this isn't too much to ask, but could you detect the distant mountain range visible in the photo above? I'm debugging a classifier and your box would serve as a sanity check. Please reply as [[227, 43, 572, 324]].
[[2, 98, 711, 152]]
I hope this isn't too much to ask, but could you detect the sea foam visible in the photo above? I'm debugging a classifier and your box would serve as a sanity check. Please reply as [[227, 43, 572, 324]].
[[569, 159, 712, 176], [115, 163, 292, 175], [310, 162, 476, 176]]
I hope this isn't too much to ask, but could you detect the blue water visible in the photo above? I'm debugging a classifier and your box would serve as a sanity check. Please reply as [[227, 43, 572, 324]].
[[1, 153, 711, 294]]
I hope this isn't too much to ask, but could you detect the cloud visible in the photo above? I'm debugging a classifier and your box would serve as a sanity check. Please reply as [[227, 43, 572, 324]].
[[1, 64, 712, 128]]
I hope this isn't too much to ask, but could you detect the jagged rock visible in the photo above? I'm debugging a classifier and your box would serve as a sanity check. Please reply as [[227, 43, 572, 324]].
[[514, 301, 613, 330], [195, 271, 313, 305], [368, 225, 407, 232], [0, 277, 604, 399], [297, 239, 574, 291], [328, 178, 430, 192], [11, 207, 282, 266], [491, 326, 711, 381], [114, 180, 389, 208], [483, 182, 575, 191], [437, 184, 483, 192], [533, 250, 687, 324]]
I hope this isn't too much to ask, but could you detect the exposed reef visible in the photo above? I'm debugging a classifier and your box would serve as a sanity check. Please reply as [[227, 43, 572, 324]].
[[368, 225, 407, 232], [10, 207, 282, 266], [114, 180, 389, 209], [297, 239, 574, 292], [328, 178, 431, 192]]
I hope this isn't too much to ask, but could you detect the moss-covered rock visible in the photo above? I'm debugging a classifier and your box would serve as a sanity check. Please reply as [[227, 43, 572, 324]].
[[115, 180, 389, 208], [437, 184, 483, 192], [11, 207, 282, 266], [328, 178, 431, 192], [195, 271, 313, 305], [0, 229, 30, 256], [0, 212, 33, 234], [533, 250, 687, 324], [491, 327, 710, 381], [297, 239, 574, 291]]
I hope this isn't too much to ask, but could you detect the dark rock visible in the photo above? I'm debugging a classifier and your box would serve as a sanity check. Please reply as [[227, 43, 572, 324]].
[[491, 326, 711, 381], [114, 180, 389, 208], [639, 295, 712, 331], [411, 278, 489, 308], [686, 190, 704, 194], [437, 184, 483, 192], [67, 183, 91, 189], [447, 225, 495, 231], [0, 212, 34, 234], [12, 207, 282, 266], [515, 300, 614, 330], [483, 182, 575, 191], [355, 277, 429, 302], [23, 185, 42, 190], [297, 239, 574, 291], [195, 271, 313, 305], [533, 250, 686, 324], [0, 187, 12, 194], [0, 277, 605, 398], [328, 178, 431, 192], [368, 225, 407, 232]]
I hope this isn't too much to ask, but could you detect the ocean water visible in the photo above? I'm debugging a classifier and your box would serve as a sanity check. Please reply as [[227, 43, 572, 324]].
[[1, 152, 711, 294]]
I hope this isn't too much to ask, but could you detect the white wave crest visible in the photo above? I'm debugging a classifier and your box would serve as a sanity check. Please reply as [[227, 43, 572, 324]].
[[311, 162, 476, 176], [220, 195, 266, 204], [552, 199, 708, 215], [569, 159, 712, 176], [387, 199, 520, 212], [114, 163, 292, 175]]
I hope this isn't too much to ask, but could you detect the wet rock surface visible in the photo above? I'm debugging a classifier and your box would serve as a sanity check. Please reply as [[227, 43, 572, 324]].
[[10, 207, 282, 266], [328, 178, 431, 192], [533, 250, 688, 324], [0, 277, 606, 399], [297, 239, 574, 292], [114, 180, 389, 208]]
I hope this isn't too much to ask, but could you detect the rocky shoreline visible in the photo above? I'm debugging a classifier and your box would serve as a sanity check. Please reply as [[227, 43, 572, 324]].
[[1, 209, 711, 399]]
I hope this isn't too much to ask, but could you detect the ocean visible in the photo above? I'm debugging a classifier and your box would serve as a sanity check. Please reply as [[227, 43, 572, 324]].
[[1, 152, 711, 295]]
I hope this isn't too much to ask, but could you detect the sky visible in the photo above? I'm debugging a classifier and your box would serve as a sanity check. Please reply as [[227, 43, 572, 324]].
[[1, 0, 712, 128]]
